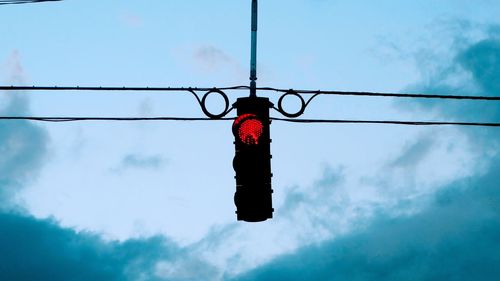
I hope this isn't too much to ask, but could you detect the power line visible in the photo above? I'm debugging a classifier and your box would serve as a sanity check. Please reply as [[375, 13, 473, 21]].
[[259, 87, 500, 101], [0, 0, 62, 5], [270, 118, 500, 127], [3, 86, 499, 125], [0, 86, 248, 92], [1, 116, 500, 127], [2, 85, 499, 101], [0, 117, 233, 122]]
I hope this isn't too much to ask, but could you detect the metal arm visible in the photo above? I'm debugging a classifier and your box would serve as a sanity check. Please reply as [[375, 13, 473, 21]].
[[250, 0, 258, 97]]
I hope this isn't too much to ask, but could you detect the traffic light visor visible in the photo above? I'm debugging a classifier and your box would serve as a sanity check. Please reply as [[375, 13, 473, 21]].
[[233, 113, 264, 145]]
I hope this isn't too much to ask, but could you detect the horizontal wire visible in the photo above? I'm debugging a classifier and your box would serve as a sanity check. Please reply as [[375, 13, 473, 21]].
[[0, 0, 62, 5], [0, 117, 234, 122], [1, 116, 499, 127], [258, 87, 500, 101], [0, 86, 248, 92], [270, 118, 500, 127], [2, 85, 499, 101]]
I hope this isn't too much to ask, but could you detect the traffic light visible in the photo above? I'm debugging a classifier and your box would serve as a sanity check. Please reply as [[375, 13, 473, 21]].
[[232, 97, 274, 222]]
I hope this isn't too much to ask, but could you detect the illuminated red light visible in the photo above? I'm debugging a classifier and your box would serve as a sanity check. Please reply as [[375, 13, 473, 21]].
[[233, 114, 264, 145], [239, 119, 263, 145]]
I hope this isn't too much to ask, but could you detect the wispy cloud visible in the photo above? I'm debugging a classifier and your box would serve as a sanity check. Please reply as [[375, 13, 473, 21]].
[[389, 136, 435, 168], [0, 51, 48, 208], [400, 25, 500, 147], [119, 154, 167, 170], [194, 46, 232, 71], [191, 45, 246, 79]]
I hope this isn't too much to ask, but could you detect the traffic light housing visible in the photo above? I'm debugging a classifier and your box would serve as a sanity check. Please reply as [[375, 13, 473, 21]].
[[232, 97, 273, 222]]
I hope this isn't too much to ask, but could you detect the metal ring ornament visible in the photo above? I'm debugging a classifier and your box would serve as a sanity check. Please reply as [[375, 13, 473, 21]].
[[275, 90, 322, 118], [277, 90, 306, 118], [189, 89, 232, 119]]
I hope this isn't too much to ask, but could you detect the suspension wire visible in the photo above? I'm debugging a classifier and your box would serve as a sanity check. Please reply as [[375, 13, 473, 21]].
[[0, 116, 234, 122], [0, 117, 235, 122], [0, 0, 62, 5], [270, 118, 500, 127], [0, 86, 248, 92], [2, 85, 499, 101], [257, 87, 500, 101], [1, 116, 500, 127]]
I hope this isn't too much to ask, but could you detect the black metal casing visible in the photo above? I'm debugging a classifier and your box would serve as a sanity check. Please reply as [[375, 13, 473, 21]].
[[232, 97, 274, 222]]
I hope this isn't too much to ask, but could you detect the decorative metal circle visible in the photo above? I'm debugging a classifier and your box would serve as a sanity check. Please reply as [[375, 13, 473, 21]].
[[201, 89, 230, 119], [277, 90, 306, 118]]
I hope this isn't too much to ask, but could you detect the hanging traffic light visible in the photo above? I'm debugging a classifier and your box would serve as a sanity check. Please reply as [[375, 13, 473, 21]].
[[232, 97, 274, 222]]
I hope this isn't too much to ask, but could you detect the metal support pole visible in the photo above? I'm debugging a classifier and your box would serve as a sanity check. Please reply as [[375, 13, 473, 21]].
[[250, 0, 258, 97]]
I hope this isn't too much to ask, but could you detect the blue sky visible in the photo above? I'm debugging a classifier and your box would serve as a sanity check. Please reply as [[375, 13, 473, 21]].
[[1, 0, 499, 280]]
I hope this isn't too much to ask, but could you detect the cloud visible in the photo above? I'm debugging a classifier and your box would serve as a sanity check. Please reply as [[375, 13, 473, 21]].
[[3, 50, 26, 85], [399, 26, 500, 181], [276, 166, 354, 241], [0, 52, 217, 281], [365, 134, 452, 198], [0, 51, 48, 207], [170, 44, 247, 83], [0, 209, 219, 280], [389, 136, 435, 168], [0, 117, 48, 206], [400, 29, 500, 138], [118, 154, 167, 170], [191, 45, 246, 79], [280, 166, 344, 214], [459, 39, 500, 94], [229, 162, 500, 281], [0, 212, 179, 281], [193, 46, 233, 71]]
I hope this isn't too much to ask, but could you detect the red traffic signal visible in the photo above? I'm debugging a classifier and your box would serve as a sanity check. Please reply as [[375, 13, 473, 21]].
[[232, 97, 274, 222]]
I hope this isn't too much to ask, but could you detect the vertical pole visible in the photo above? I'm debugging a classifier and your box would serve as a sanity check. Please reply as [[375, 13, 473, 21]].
[[250, 0, 258, 97]]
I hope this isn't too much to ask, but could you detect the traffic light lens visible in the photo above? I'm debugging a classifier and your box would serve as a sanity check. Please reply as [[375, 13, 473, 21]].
[[234, 114, 264, 145], [239, 119, 263, 145]]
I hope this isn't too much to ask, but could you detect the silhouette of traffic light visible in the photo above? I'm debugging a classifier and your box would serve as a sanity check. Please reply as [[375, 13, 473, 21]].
[[232, 97, 274, 222]]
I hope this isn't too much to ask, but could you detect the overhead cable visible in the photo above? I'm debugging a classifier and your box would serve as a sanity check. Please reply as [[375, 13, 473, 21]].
[[0, 0, 62, 5], [1, 116, 499, 127], [2, 85, 499, 101]]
